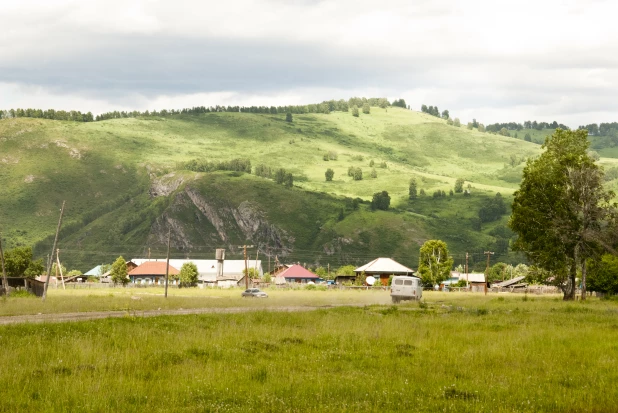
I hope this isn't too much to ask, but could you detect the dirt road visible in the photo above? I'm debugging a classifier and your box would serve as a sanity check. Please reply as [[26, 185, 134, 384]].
[[0, 305, 353, 325]]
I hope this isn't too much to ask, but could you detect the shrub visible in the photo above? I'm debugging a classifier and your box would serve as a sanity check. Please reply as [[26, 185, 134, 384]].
[[325, 168, 334, 181]]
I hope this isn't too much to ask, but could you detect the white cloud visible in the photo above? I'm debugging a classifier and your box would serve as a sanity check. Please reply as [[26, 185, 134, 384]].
[[0, 0, 617, 126]]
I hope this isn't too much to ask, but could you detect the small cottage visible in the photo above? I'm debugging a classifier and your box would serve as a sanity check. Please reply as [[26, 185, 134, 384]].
[[276, 265, 320, 284], [355, 258, 416, 286], [128, 261, 180, 285]]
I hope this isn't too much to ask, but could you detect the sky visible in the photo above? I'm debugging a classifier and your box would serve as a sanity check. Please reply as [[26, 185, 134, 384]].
[[0, 0, 617, 126]]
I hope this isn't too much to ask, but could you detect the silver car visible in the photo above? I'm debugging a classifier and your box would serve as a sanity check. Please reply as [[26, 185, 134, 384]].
[[241, 288, 268, 298]]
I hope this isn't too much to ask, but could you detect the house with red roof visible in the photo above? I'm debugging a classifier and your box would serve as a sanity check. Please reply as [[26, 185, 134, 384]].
[[275, 264, 320, 284], [128, 261, 180, 285]]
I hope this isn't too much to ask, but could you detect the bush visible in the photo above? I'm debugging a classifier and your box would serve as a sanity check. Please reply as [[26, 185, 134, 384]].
[[371, 191, 390, 211], [325, 168, 334, 181]]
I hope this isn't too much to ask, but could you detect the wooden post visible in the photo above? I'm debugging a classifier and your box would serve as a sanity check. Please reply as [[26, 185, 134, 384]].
[[56, 250, 66, 290], [484, 251, 494, 295], [0, 234, 8, 297], [165, 228, 171, 298], [42, 201, 65, 301], [254, 249, 259, 279], [244, 245, 248, 289], [465, 252, 469, 288]]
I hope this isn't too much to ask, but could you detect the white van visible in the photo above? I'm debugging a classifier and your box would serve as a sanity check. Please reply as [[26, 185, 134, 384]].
[[390, 276, 422, 303]]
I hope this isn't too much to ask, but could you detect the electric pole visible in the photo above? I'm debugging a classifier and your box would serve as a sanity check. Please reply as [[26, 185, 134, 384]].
[[465, 252, 469, 288], [0, 234, 8, 297], [243, 245, 254, 289], [484, 251, 494, 295], [43, 201, 66, 301], [164, 228, 171, 298]]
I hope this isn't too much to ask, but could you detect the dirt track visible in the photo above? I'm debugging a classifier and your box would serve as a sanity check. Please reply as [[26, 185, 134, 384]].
[[0, 305, 352, 325]]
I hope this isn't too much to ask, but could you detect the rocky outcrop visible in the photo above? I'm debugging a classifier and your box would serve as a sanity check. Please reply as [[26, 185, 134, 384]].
[[149, 173, 187, 198], [148, 183, 294, 256]]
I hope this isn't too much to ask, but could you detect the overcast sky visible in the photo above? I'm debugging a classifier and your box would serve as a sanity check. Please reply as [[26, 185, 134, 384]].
[[1, 0, 617, 126]]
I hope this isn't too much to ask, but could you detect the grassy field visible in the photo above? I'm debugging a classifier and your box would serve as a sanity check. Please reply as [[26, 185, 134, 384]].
[[0, 291, 617, 412]]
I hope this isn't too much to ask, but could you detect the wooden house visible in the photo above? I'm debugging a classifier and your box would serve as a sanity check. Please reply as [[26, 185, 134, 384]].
[[128, 261, 180, 285], [354, 258, 416, 286]]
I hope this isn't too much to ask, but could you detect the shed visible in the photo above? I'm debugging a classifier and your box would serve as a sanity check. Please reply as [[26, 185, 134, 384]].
[[355, 258, 416, 286], [128, 261, 180, 285], [0, 277, 45, 297], [465, 273, 486, 293]]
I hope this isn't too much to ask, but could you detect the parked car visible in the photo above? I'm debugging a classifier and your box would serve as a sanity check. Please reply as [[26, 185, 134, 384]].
[[241, 288, 268, 298]]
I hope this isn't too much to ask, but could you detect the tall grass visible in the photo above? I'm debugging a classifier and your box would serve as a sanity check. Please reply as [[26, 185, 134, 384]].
[[0, 293, 617, 411]]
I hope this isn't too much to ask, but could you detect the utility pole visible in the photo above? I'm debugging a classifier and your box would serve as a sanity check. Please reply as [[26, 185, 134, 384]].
[[43, 201, 65, 301], [56, 249, 65, 290], [0, 234, 8, 297], [465, 252, 469, 288], [484, 251, 494, 295], [242, 245, 255, 289], [244, 245, 249, 289], [164, 228, 171, 298], [327, 263, 330, 280]]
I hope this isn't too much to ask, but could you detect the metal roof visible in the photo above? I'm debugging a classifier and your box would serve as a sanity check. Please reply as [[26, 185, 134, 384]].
[[355, 258, 415, 275], [129, 261, 180, 276], [84, 265, 103, 276], [277, 265, 319, 279]]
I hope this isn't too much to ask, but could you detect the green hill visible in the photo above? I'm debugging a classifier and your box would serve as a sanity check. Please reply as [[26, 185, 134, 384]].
[[3, 107, 612, 272]]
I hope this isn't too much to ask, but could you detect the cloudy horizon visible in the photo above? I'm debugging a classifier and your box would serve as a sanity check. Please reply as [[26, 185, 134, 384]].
[[1, 0, 617, 127]]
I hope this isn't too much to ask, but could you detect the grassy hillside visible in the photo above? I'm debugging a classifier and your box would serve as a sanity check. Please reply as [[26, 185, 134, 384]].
[[0, 108, 552, 270]]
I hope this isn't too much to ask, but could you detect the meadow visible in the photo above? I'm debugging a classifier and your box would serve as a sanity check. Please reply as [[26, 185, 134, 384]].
[[1, 290, 617, 412]]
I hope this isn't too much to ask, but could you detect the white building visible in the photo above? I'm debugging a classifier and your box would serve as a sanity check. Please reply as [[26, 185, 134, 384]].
[[130, 258, 262, 287]]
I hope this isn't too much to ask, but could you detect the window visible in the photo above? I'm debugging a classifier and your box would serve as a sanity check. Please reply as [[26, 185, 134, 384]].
[[394, 279, 403, 285], [404, 280, 413, 286]]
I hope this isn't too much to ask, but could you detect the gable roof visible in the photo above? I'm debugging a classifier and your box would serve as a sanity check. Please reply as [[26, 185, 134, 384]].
[[355, 258, 415, 275], [129, 261, 180, 276], [277, 265, 319, 279], [84, 265, 103, 276], [453, 272, 485, 283]]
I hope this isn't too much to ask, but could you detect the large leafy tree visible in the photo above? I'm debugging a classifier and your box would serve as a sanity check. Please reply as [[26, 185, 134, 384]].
[[509, 129, 616, 300], [418, 240, 454, 286], [3, 246, 44, 278], [179, 262, 199, 287], [110, 256, 129, 285]]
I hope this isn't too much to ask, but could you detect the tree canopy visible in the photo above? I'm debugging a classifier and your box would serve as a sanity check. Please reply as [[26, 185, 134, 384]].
[[509, 129, 616, 300], [110, 256, 129, 285], [417, 240, 453, 286], [370, 191, 390, 211], [179, 262, 199, 287], [3, 246, 44, 278]]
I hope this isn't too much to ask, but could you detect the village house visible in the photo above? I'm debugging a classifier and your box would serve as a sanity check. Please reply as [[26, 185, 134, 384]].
[[128, 261, 180, 285], [275, 264, 319, 284], [354, 257, 416, 286]]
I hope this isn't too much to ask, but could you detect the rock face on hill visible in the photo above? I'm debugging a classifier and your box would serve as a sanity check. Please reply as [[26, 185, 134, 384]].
[[148, 179, 294, 257]]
